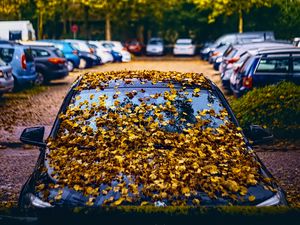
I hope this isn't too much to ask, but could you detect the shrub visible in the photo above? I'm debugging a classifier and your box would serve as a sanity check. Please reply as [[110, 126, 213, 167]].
[[229, 82, 300, 139]]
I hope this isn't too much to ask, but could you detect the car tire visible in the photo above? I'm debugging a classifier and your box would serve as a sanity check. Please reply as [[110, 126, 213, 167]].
[[79, 58, 87, 69], [35, 72, 45, 86], [67, 60, 75, 72]]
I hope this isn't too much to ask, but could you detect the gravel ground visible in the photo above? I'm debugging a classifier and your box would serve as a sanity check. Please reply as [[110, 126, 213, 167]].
[[0, 58, 299, 207]]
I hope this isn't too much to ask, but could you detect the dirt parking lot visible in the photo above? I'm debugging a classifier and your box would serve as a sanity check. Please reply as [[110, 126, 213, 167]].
[[0, 58, 299, 207]]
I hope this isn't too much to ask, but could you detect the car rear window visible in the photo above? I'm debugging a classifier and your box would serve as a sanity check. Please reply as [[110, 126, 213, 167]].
[[0, 47, 14, 63], [24, 48, 34, 62], [292, 57, 300, 72], [31, 48, 50, 58], [256, 57, 289, 73]]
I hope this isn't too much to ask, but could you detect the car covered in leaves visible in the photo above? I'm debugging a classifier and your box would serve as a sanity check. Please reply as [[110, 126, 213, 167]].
[[19, 70, 287, 208]]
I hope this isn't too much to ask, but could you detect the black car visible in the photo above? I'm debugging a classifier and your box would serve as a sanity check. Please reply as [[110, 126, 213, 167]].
[[19, 71, 287, 208], [230, 47, 300, 97], [28, 45, 69, 84]]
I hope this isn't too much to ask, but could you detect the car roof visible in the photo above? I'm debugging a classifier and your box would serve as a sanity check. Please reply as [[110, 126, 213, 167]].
[[250, 46, 300, 55]]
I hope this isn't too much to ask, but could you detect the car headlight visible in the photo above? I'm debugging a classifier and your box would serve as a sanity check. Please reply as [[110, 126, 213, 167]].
[[0, 71, 3, 77], [216, 57, 222, 63], [27, 193, 53, 208], [256, 192, 285, 206], [202, 48, 210, 54]]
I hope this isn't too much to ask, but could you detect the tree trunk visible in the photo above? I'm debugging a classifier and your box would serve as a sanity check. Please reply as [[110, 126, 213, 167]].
[[38, 11, 43, 40], [62, 3, 67, 36], [238, 8, 243, 33], [105, 13, 111, 41], [84, 5, 90, 40], [137, 25, 144, 43]]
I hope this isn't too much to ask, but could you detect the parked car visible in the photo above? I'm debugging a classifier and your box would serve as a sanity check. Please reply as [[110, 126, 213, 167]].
[[0, 60, 14, 97], [220, 42, 292, 90], [230, 47, 300, 97], [19, 71, 287, 208], [146, 38, 164, 56], [208, 44, 229, 65], [21, 43, 69, 84], [0, 42, 36, 88], [125, 39, 144, 55], [202, 31, 275, 61], [199, 41, 214, 60], [98, 41, 131, 62], [65, 39, 100, 69], [87, 41, 114, 64], [39, 40, 80, 72], [173, 38, 196, 56]]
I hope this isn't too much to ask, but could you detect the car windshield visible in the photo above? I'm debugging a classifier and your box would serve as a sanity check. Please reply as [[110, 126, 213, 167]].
[[148, 40, 163, 45], [62, 87, 228, 138]]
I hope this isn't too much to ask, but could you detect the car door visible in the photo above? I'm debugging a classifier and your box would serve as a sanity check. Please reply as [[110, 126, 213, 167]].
[[290, 54, 300, 85], [253, 54, 290, 86]]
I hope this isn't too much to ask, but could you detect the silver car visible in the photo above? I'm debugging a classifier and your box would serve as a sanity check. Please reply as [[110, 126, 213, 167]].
[[0, 59, 14, 97], [146, 38, 164, 56]]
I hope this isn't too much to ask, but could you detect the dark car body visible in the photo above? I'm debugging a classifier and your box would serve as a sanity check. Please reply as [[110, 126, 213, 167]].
[[19, 74, 287, 208], [38, 40, 81, 72], [230, 47, 300, 97], [220, 42, 293, 89], [28, 45, 69, 84]]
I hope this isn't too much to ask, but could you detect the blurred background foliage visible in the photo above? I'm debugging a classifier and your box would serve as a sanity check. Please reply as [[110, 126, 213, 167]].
[[0, 0, 299, 43]]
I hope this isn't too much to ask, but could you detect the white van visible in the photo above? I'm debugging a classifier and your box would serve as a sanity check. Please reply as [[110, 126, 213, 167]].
[[0, 21, 36, 41]]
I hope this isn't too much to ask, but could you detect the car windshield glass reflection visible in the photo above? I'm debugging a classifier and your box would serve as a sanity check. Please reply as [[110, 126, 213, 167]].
[[61, 88, 228, 140]]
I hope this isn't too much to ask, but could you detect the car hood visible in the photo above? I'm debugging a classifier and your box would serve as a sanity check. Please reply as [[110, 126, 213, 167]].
[[38, 159, 275, 207]]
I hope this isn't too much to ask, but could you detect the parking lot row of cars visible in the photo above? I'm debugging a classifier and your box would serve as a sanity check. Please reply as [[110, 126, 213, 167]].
[[200, 31, 300, 97], [0, 39, 132, 97]]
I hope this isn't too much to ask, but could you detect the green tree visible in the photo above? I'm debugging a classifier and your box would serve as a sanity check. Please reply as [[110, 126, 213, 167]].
[[0, 0, 28, 19], [192, 0, 272, 33]]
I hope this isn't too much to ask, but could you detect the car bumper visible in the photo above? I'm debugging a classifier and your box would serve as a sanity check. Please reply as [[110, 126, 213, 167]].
[[173, 49, 195, 55], [15, 73, 37, 86], [121, 53, 131, 62], [0, 76, 14, 93], [146, 50, 164, 56], [46, 69, 69, 80]]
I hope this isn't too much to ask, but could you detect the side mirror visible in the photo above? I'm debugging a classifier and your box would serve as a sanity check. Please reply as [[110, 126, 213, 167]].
[[20, 126, 46, 148], [246, 125, 274, 145]]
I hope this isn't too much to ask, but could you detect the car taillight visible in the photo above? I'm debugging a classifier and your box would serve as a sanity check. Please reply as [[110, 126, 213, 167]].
[[227, 57, 239, 64], [72, 50, 78, 55], [243, 76, 253, 88], [21, 54, 27, 70], [212, 51, 220, 57], [48, 58, 66, 64]]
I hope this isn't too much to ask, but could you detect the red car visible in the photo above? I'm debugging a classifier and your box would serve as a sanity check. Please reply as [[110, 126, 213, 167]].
[[125, 40, 144, 55]]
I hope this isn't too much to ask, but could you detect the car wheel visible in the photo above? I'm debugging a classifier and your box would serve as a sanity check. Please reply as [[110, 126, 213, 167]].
[[67, 60, 75, 72], [35, 72, 45, 86], [79, 58, 87, 69]]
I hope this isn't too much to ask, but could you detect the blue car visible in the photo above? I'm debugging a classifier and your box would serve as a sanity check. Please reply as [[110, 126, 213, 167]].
[[230, 46, 300, 97], [38, 40, 80, 72], [0, 42, 36, 87]]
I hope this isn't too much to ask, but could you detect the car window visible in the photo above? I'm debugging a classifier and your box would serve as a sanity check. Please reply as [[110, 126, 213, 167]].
[[0, 47, 14, 64], [54, 49, 65, 58], [292, 58, 300, 72], [64, 87, 229, 136], [24, 48, 34, 62], [31, 48, 50, 57], [148, 40, 163, 45], [256, 57, 289, 73]]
